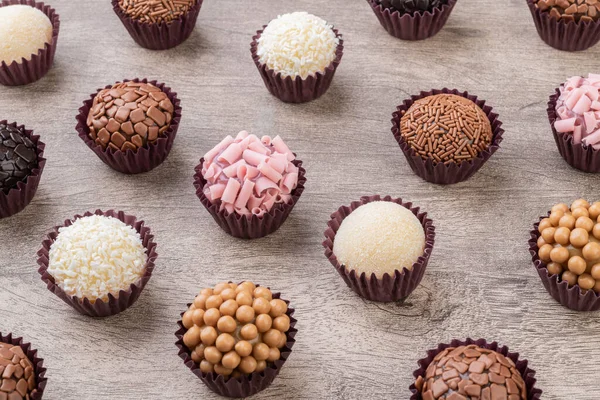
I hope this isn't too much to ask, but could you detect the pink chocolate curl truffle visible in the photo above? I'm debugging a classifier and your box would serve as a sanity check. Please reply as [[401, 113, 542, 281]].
[[202, 131, 299, 217], [555, 74, 600, 149]]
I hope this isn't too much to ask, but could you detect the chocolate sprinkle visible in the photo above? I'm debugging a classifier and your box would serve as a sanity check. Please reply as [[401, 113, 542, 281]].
[[0, 124, 38, 194], [534, 0, 600, 22], [377, 0, 448, 15], [118, 0, 197, 24]]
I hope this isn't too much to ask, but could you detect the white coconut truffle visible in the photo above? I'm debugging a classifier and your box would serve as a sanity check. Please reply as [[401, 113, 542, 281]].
[[333, 201, 425, 278], [0, 5, 53, 64], [257, 11, 339, 79]]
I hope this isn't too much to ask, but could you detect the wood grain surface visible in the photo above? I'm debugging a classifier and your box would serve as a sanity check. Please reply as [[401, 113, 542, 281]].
[[1, 0, 600, 398]]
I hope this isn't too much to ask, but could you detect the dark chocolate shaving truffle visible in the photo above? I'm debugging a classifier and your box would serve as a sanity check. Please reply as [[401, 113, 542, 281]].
[[377, 0, 448, 14], [0, 124, 38, 194]]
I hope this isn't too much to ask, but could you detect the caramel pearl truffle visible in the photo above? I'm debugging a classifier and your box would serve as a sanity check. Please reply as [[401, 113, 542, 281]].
[[332, 201, 425, 278]]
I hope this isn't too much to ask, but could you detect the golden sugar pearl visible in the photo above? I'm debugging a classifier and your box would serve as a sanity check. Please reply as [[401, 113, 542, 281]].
[[200, 288, 213, 297], [192, 309, 205, 326], [273, 315, 291, 332], [589, 203, 600, 219], [203, 308, 221, 327], [572, 199, 590, 210], [541, 227, 556, 244], [578, 273, 596, 290], [183, 325, 202, 349], [236, 305, 255, 324], [236, 291, 253, 306], [201, 326, 218, 346], [593, 223, 600, 240], [583, 242, 600, 261], [200, 360, 214, 373], [240, 324, 258, 341], [214, 364, 233, 376], [231, 371, 242, 379], [194, 295, 207, 310], [205, 295, 223, 309], [553, 227, 570, 245], [217, 316, 237, 333], [253, 297, 271, 315], [240, 281, 256, 293], [572, 207, 589, 219], [570, 228, 589, 248], [189, 304, 196, 311], [267, 347, 281, 362], [538, 244, 553, 262], [255, 314, 273, 333], [276, 331, 287, 348], [550, 247, 570, 264], [546, 262, 563, 276], [552, 203, 570, 213], [235, 341, 253, 357], [229, 282, 238, 290], [567, 256, 587, 275], [537, 236, 546, 248], [263, 329, 283, 348], [256, 360, 267, 372], [269, 299, 288, 318], [254, 287, 273, 301], [539, 218, 553, 232], [221, 351, 241, 370], [191, 350, 202, 363], [594, 280, 600, 294], [220, 299, 239, 316], [576, 216, 595, 232], [220, 288, 236, 301], [182, 310, 194, 329], [203, 346, 222, 364], [195, 344, 205, 359], [213, 282, 229, 295], [591, 264, 600, 280], [253, 343, 270, 361], [561, 271, 578, 286], [549, 210, 564, 225], [559, 214, 576, 230], [238, 356, 257, 374]]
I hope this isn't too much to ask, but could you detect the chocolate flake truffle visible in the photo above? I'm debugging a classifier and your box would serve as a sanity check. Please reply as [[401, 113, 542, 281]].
[[257, 12, 339, 79], [534, 0, 600, 23], [87, 81, 174, 152], [333, 201, 425, 278], [117, 0, 198, 24], [377, 0, 448, 15], [0, 5, 53, 65], [0, 341, 38, 399], [400, 94, 493, 165], [415, 345, 527, 400], [0, 124, 38, 194]]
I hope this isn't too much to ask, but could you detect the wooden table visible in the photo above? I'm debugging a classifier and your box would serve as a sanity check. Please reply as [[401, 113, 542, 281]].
[[1, 0, 599, 398]]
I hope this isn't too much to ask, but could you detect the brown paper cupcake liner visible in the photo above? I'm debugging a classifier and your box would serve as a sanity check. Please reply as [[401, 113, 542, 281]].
[[526, 0, 600, 51], [367, 0, 457, 41], [193, 158, 306, 239], [175, 288, 297, 398], [391, 88, 504, 184], [323, 195, 435, 302], [36, 209, 158, 317], [250, 27, 344, 103], [75, 78, 182, 175], [0, 120, 46, 219], [409, 338, 542, 399], [547, 87, 600, 173], [112, 0, 203, 50], [0, 0, 60, 86], [0, 332, 47, 399], [529, 213, 600, 311]]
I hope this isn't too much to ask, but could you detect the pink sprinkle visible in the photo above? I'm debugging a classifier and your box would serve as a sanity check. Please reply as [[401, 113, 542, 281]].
[[555, 117, 577, 133], [573, 94, 592, 114]]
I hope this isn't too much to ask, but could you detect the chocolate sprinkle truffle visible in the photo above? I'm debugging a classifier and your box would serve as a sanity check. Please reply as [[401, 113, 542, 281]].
[[86, 81, 174, 152], [117, 0, 198, 24], [0, 5, 53, 65], [534, 0, 600, 22], [414, 344, 527, 400], [0, 340, 38, 399], [0, 124, 38, 194], [400, 94, 493, 165], [377, 0, 448, 14]]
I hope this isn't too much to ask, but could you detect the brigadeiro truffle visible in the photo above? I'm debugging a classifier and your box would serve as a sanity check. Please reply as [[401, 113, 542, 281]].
[[527, 0, 600, 51], [0, 121, 46, 219], [392, 89, 504, 184], [194, 130, 306, 239], [75, 78, 182, 174], [251, 12, 344, 103], [37, 210, 158, 317], [0, 1, 60, 86], [323, 195, 435, 302], [175, 281, 297, 398], [367, 0, 457, 40], [112, 0, 204, 50], [548, 74, 600, 172], [0, 332, 47, 400], [529, 199, 600, 311]]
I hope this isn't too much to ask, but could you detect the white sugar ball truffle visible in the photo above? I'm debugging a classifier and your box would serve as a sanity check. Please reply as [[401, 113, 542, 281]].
[[0, 5, 53, 64], [333, 201, 425, 278]]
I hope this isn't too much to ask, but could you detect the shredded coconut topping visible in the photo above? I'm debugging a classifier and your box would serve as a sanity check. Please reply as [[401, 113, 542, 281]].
[[257, 11, 339, 79], [48, 215, 147, 302]]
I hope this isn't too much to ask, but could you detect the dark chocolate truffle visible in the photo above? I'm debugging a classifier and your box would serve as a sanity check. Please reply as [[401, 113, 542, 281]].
[[377, 0, 448, 14], [0, 340, 38, 399], [0, 123, 38, 194]]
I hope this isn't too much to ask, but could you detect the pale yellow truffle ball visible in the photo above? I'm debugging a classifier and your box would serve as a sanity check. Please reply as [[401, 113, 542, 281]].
[[333, 201, 425, 278], [0, 5, 53, 64]]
